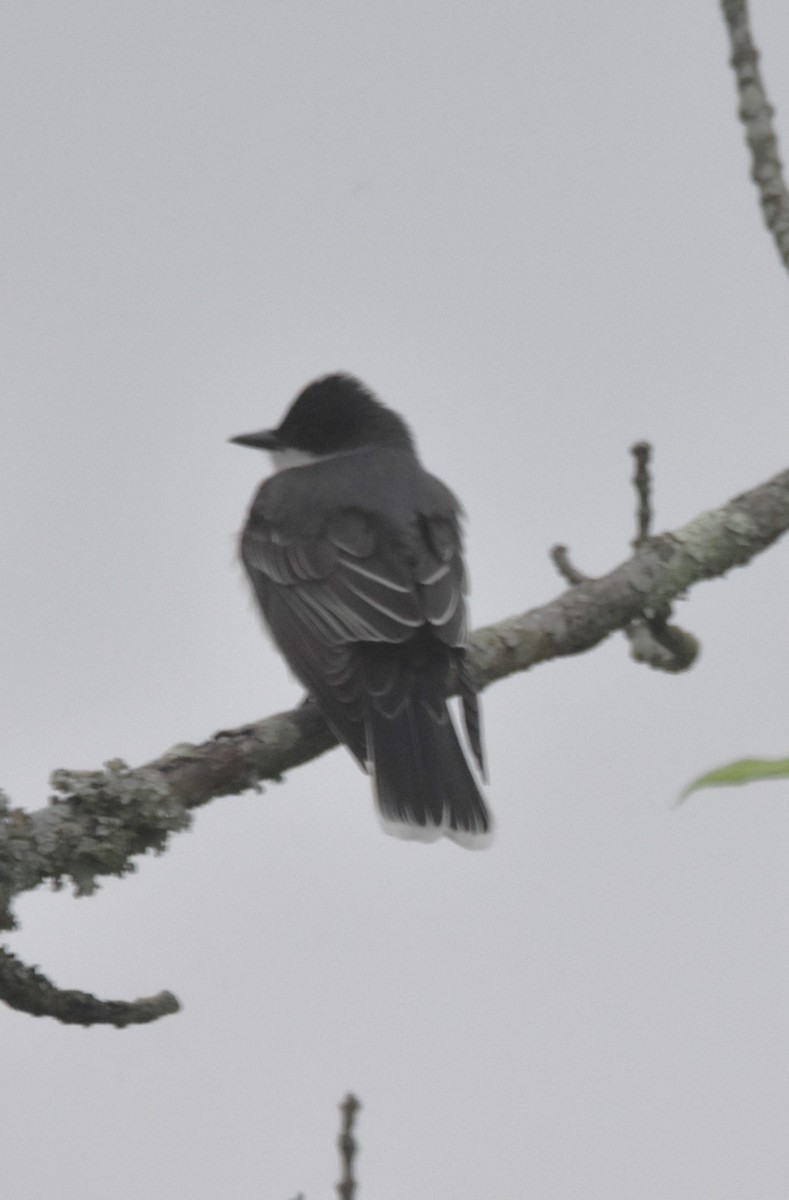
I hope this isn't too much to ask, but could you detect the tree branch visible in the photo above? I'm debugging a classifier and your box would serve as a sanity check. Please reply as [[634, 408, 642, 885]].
[[0, 947, 179, 1026], [336, 1093, 361, 1200], [471, 466, 789, 686], [2, 464, 789, 1022], [721, 0, 789, 271]]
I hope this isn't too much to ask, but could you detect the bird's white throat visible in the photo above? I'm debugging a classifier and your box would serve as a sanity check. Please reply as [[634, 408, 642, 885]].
[[268, 448, 320, 472], [269, 446, 368, 472]]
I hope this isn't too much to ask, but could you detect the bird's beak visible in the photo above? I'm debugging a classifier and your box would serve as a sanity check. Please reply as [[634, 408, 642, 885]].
[[229, 428, 281, 450]]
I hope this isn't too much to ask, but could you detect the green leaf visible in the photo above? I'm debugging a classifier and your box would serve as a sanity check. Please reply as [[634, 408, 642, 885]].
[[680, 757, 789, 802]]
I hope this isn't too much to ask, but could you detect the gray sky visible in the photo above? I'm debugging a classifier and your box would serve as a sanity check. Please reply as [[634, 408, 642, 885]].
[[3, 2, 789, 1196]]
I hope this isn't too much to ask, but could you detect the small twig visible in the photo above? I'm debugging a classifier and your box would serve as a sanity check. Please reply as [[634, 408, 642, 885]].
[[336, 1093, 361, 1200], [550, 544, 592, 585], [625, 441, 698, 671], [720, 0, 789, 272], [625, 612, 700, 673], [631, 441, 653, 547], [552, 441, 654, 583], [553, 440, 698, 673]]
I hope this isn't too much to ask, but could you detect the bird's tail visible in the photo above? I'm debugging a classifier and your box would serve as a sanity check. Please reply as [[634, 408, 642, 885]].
[[366, 695, 492, 848]]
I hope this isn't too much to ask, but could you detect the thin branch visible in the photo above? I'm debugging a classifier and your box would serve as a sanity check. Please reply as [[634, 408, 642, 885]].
[[551, 441, 653, 581], [620, 441, 698, 672], [472, 465, 789, 686], [631, 441, 653, 547], [2, 464, 789, 1022], [550, 544, 591, 586], [721, 0, 789, 271], [624, 612, 701, 674], [0, 947, 179, 1026], [336, 1093, 361, 1200]]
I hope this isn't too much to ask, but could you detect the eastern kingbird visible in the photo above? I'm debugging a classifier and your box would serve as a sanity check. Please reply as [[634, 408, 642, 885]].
[[232, 373, 491, 846]]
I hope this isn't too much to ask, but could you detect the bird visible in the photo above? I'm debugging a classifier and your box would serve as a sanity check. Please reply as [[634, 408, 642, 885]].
[[231, 373, 492, 846]]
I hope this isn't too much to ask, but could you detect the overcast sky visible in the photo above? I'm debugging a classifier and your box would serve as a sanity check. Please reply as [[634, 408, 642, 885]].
[[3, 2, 789, 1197]]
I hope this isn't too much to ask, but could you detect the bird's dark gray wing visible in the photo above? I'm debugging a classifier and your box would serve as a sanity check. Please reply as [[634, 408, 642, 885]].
[[239, 500, 471, 765]]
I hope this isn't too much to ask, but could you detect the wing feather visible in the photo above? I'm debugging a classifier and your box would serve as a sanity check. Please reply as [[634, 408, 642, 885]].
[[338, 557, 412, 592]]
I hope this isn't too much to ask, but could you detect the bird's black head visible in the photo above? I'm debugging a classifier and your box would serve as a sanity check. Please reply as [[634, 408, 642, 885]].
[[231, 374, 415, 457]]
